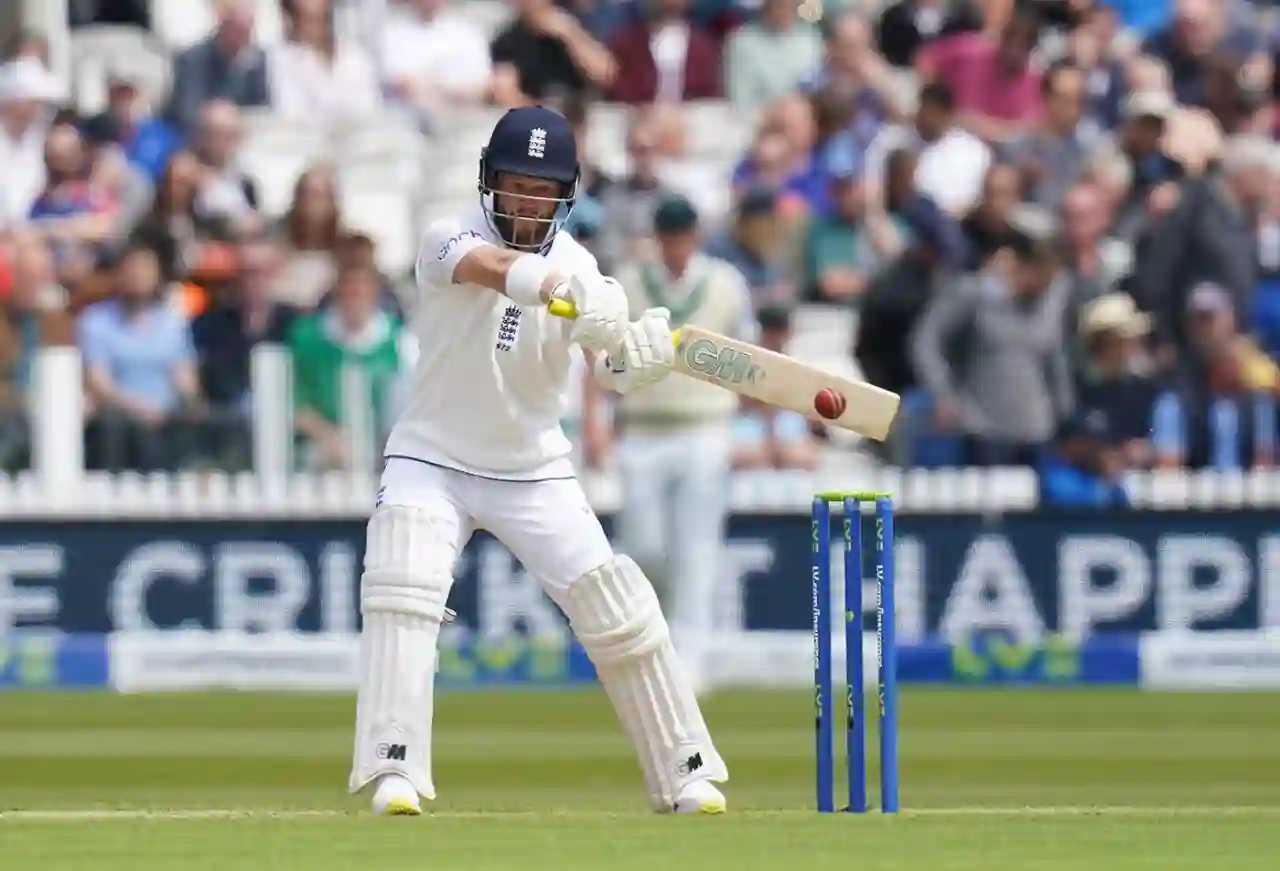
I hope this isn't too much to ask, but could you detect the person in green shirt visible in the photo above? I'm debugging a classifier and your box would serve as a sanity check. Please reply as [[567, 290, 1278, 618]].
[[801, 154, 874, 304], [289, 261, 405, 470]]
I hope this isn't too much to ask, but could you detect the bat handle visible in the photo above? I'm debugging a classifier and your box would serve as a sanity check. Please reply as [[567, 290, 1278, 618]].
[[547, 297, 682, 347], [548, 298, 578, 319]]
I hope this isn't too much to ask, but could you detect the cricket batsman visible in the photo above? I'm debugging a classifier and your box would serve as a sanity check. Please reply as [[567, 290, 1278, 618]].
[[348, 106, 729, 816]]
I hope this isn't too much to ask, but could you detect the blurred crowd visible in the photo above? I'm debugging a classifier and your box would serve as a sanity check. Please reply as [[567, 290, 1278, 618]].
[[3, 0, 1280, 507]]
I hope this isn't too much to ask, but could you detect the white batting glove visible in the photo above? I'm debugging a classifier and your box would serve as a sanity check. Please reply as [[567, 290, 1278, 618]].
[[593, 307, 676, 394], [565, 273, 630, 353]]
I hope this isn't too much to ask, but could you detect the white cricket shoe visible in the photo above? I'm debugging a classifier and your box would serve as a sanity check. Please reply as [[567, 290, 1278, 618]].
[[673, 780, 727, 815], [371, 774, 422, 816]]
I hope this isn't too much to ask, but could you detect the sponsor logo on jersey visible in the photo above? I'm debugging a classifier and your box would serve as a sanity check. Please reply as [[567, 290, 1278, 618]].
[[437, 230, 483, 261]]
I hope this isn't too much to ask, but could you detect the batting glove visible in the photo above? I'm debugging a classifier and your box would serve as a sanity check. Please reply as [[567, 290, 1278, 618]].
[[593, 307, 676, 394], [566, 273, 630, 353]]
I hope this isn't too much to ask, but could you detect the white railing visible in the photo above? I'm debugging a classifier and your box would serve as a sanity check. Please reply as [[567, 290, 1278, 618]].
[[14, 347, 1280, 518]]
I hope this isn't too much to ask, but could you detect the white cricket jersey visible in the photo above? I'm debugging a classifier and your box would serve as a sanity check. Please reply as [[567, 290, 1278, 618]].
[[383, 211, 601, 480]]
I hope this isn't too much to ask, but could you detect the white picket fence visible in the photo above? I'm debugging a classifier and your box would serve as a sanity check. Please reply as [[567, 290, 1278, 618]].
[[15, 347, 1280, 518]]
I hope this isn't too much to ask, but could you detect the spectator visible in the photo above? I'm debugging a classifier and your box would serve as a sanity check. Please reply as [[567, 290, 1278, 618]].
[[724, 0, 823, 110], [85, 63, 181, 185], [1203, 51, 1270, 136], [559, 0, 637, 43], [1039, 408, 1133, 507], [166, 0, 270, 135], [1097, 88, 1177, 239], [0, 56, 62, 226], [599, 194, 752, 688], [1143, 0, 1266, 107], [875, 0, 981, 68], [79, 112, 155, 242], [606, 0, 721, 105], [731, 99, 818, 220], [801, 150, 871, 304], [269, 0, 382, 129], [807, 12, 900, 145], [4, 29, 53, 67], [192, 238, 300, 469], [379, 0, 494, 119], [79, 240, 203, 471], [1153, 281, 1279, 469], [860, 146, 918, 267], [706, 188, 794, 306], [918, 4, 1044, 144], [193, 237, 300, 408], [132, 151, 228, 288], [589, 114, 672, 273], [731, 305, 820, 470], [1104, 0, 1175, 37], [490, 0, 618, 105], [1252, 156, 1280, 360], [26, 124, 115, 273], [0, 233, 70, 469], [274, 166, 342, 310], [763, 93, 829, 215], [1060, 180, 1133, 344], [1125, 53, 1174, 95], [1062, 15, 1144, 133], [856, 190, 968, 396], [1006, 60, 1101, 212], [190, 100, 260, 238], [865, 82, 993, 217], [804, 87, 864, 217], [290, 261, 405, 470], [960, 162, 1024, 270], [317, 233, 406, 320], [1132, 109, 1256, 354], [1071, 292, 1160, 470], [911, 233, 1074, 466]]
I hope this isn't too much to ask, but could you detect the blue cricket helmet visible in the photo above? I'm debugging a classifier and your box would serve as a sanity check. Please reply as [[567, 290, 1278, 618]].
[[478, 106, 580, 253]]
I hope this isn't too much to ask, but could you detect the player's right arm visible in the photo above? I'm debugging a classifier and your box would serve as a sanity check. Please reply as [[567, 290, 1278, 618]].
[[415, 218, 630, 352], [415, 218, 565, 306]]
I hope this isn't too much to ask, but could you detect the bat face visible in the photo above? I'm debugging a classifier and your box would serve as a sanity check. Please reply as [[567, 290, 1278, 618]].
[[678, 334, 766, 388], [673, 325, 900, 441], [546, 298, 900, 440]]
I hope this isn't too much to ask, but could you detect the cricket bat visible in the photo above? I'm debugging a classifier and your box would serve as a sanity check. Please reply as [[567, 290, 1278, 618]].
[[547, 299, 901, 441]]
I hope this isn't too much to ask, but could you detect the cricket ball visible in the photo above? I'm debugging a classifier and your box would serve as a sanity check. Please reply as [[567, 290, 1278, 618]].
[[814, 387, 846, 420]]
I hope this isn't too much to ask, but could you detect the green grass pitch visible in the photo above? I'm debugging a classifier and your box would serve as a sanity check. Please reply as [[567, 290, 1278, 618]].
[[1, 688, 1278, 869]]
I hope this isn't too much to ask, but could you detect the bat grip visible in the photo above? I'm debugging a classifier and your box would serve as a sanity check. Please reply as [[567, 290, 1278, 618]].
[[547, 297, 683, 347], [547, 299, 578, 319]]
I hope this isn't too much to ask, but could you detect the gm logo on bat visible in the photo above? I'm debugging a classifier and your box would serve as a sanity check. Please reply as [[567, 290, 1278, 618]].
[[681, 336, 763, 386]]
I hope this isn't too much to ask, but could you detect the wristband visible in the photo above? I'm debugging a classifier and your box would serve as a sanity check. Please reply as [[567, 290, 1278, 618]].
[[504, 253, 553, 307]]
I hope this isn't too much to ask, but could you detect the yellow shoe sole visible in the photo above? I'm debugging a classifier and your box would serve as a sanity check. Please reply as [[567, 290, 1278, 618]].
[[382, 797, 422, 816], [675, 797, 727, 815]]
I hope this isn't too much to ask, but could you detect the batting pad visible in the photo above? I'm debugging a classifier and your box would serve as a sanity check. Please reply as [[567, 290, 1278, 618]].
[[349, 505, 455, 799], [564, 555, 728, 811]]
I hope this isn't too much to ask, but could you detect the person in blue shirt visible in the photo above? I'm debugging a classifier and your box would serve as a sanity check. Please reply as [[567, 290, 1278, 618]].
[[705, 188, 795, 306], [85, 67, 182, 184], [77, 239, 203, 470]]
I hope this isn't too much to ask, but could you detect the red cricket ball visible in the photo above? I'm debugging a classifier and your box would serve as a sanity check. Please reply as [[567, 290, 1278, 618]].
[[814, 387, 847, 420]]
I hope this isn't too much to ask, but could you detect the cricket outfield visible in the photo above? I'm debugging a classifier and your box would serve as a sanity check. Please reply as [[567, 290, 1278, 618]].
[[1, 689, 1277, 869]]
